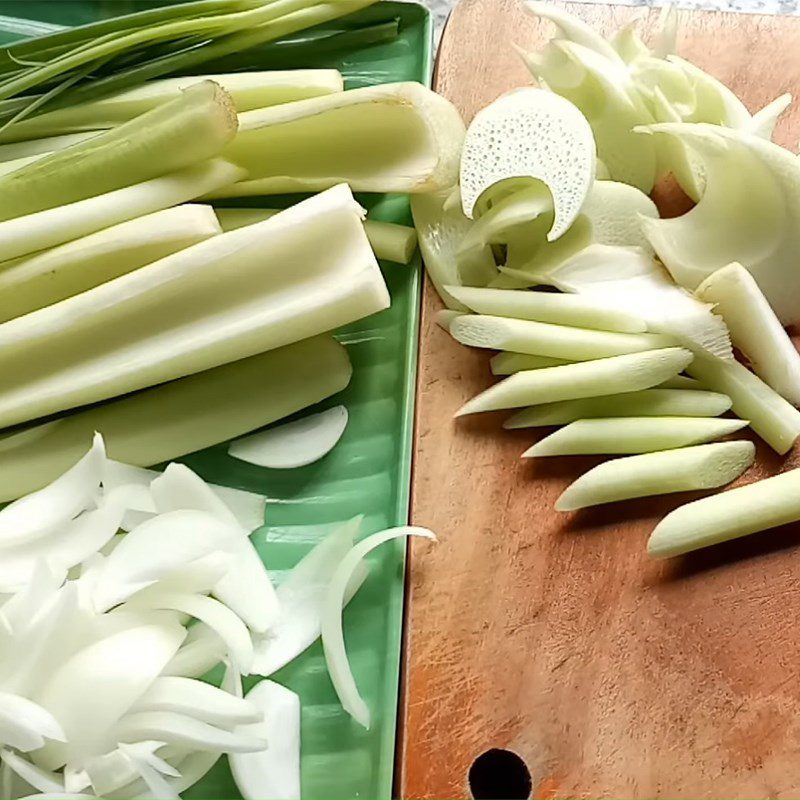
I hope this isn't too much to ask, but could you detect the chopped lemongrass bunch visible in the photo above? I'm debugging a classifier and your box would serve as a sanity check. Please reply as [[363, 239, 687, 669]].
[[0, 184, 387, 430], [504, 388, 732, 428], [214, 207, 418, 264], [215, 82, 465, 195], [449, 314, 674, 360], [686, 352, 800, 454], [0, 205, 221, 323], [457, 347, 693, 415], [523, 416, 749, 457], [434, 310, 465, 332], [444, 286, 647, 332], [0, 335, 351, 502], [459, 87, 596, 238], [228, 405, 348, 469], [696, 262, 800, 404], [0, 81, 238, 222], [0, 131, 97, 162], [5, 70, 344, 140], [0, 158, 243, 263], [648, 467, 800, 558], [490, 351, 572, 375], [557, 440, 755, 511], [659, 375, 705, 390]]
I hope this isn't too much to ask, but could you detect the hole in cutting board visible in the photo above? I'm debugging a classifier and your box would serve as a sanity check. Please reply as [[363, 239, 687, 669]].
[[468, 748, 532, 799]]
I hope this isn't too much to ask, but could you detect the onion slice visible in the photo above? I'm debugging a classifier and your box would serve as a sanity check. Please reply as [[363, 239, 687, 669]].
[[230, 680, 301, 800], [321, 526, 436, 728], [229, 405, 348, 469]]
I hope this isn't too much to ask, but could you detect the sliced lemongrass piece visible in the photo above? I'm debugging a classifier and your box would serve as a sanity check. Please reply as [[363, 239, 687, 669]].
[[410, 189, 497, 310], [648, 467, 800, 557], [434, 309, 464, 332], [0, 335, 350, 502], [659, 375, 704, 390], [229, 405, 348, 469], [229, 680, 300, 800], [450, 314, 674, 361], [459, 87, 595, 238], [444, 285, 647, 332], [0, 158, 242, 263], [746, 93, 792, 139], [322, 526, 435, 728], [524, 416, 749, 457], [214, 207, 418, 265], [217, 82, 465, 195], [0, 81, 237, 221], [505, 388, 732, 428], [0, 132, 97, 162], [458, 348, 692, 415], [687, 352, 800, 454], [8, 71, 344, 140], [557, 440, 754, 511], [696, 262, 800, 404], [490, 351, 571, 375], [0, 205, 221, 323]]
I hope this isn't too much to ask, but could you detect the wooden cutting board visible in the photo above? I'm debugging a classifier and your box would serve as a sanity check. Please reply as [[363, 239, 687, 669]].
[[400, 2, 800, 797]]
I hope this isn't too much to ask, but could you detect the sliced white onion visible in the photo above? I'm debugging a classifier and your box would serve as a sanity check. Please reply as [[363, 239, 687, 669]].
[[321, 526, 436, 728], [230, 680, 300, 800], [251, 518, 368, 677], [150, 464, 279, 633], [118, 743, 180, 800], [0, 693, 65, 752], [0, 433, 105, 548], [0, 561, 65, 633], [160, 625, 226, 679], [1, 749, 64, 794], [228, 405, 348, 469]]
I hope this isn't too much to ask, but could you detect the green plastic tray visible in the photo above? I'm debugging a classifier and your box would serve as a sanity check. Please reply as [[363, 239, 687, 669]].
[[0, 3, 431, 797]]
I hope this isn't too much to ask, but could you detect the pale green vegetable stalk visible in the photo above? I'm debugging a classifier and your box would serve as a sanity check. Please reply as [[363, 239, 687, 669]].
[[434, 310, 464, 332], [557, 440, 755, 511], [444, 286, 647, 332], [505, 388, 732, 428], [0, 335, 350, 502], [0, 132, 97, 162], [3, 71, 344, 140], [686, 352, 800, 454], [0, 183, 387, 429], [696, 262, 800, 405], [0, 158, 242, 263], [449, 314, 674, 361], [457, 347, 692, 415], [524, 416, 748, 456], [214, 207, 418, 264], [490, 351, 571, 375], [0, 81, 238, 221], [410, 188, 497, 310], [213, 82, 465, 196], [648, 467, 800, 558], [0, 206, 221, 323], [659, 375, 704, 390]]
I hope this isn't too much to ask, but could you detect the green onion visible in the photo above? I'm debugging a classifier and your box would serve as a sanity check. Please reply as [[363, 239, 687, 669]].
[[557, 441, 755, 511], [523, 416, 749, 457], [504, 388, 733, 428], [0, 335, 351, 502]]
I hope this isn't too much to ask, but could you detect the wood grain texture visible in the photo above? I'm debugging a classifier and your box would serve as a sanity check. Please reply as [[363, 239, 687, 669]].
[[400, 2, 800, 798]]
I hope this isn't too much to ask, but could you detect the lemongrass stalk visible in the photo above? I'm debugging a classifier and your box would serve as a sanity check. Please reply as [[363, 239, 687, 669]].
[[457, 347, 693, 415], [0, 158, 243, 263], [557, 441, 755, 511], [0, 131, 96, 161], [0, 335, 350, 502], [444, 286, 647, 333], [648, 467, 800, 558], [658, 375, 705, 390], [505, 388, 733, 428], [523, 416, 749, 457], [450, 314, 674, 361], [4, 71, 343, 140], [490, 351, 571, 375], [696, 262, 800, 404], [215, 207, 418, 264], [0, 81, 237, 221], [434, 310, 464, 332], [211, 82, 465, 195], [0, 184, 386, 430], [0, 152, 46, 176], [0, 206, 221, 323], [686, 352, 800, 454]]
